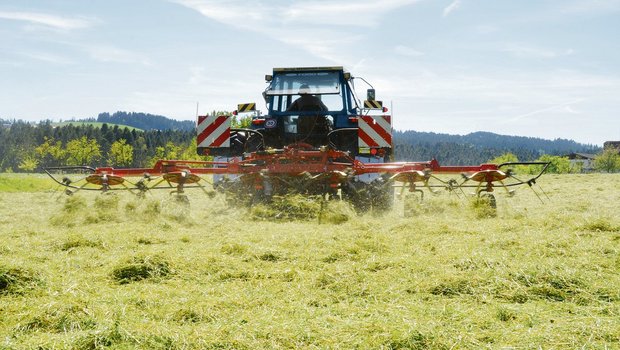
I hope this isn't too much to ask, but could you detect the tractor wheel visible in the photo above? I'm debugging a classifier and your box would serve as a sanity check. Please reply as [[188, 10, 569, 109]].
[[342, 182, 371, 213]]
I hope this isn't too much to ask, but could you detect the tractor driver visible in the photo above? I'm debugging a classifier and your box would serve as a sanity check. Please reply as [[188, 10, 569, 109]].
[[287, 84, 331, 143], [287, 84, 328, 113]]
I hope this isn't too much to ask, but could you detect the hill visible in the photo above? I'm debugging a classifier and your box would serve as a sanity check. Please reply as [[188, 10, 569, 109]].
[[53, 121, 142, 132], [96, 111, 195, 131], [393, 130, 600, 164]]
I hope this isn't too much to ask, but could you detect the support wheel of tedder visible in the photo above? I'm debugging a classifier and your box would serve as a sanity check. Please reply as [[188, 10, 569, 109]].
[[343, 178, 394, 213], [478, 193, 497, 209], [175, 194, 190, 205]]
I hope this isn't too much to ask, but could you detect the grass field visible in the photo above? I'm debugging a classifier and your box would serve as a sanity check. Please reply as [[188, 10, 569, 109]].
[[1, 173, 619, 349]]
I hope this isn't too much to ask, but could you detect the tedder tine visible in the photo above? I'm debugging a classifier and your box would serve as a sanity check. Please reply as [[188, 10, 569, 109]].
[[505, 172, 548, 204], [194, 177, 216, 197]]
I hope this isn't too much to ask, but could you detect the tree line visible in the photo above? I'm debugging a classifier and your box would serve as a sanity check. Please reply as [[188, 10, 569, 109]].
[[1, 117, 617, 173], [95, 111, 195, 131], [390, 130, 620, 173], [0, 120, 198, 172], [392, 130, 600, 164]]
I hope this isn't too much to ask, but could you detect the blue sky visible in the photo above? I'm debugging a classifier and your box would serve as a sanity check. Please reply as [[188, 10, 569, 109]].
[[1, 0, 618, 146]]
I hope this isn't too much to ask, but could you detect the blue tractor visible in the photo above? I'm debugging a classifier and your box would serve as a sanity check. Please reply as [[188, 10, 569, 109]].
[[195, 66, 395, 209], [198, 66, 393, 162]]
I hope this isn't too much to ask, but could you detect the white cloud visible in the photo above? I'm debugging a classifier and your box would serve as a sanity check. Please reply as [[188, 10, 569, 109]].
[[283, 0, 422, 26], [19, 51, 74, 65], [170, 0, 422, 61], [564, 105, 580, 114], [442, 0, 461, 17], [84, 45, 152, 65], [501, 43, 573, 59], [395, 45, 424, 57], [0, 11, 96, 30], [170, 0, 265, 27], [378, 67, 619, 143], [507, 99, 584, 122], [278, 29, 364, 63], [561, 0, 620, 15], [475, 25, 498, 34], [173, 0, 421, 27]]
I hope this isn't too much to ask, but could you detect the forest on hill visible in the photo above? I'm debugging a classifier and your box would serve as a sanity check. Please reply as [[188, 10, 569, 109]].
[[0, 112, 604, 173], [392, 130, 600, 165], [0, 119, 197, 172], [94, 111, 195, 131]]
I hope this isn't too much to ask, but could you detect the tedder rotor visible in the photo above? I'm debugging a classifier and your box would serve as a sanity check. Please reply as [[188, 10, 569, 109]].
[[46, 66, 550, 210]]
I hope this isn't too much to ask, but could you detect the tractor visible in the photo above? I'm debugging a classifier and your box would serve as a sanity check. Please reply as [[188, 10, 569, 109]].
[[45, 66, 550, 210], [197, 66, 398, 209]]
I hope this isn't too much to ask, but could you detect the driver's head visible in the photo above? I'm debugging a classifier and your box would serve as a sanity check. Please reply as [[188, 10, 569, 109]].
[[298, 84, 311, 95]]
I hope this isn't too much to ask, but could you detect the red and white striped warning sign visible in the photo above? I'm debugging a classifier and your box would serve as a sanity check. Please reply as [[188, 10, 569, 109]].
[[358, 115, 392, 148], [197, 115, 231, 148]]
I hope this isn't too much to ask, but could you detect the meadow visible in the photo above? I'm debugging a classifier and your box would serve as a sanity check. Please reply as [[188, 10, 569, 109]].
[[0, 173, 619, 349]]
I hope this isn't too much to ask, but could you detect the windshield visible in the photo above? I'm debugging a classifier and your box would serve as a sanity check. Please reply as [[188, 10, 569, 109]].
[[266, 71, 340, 95]]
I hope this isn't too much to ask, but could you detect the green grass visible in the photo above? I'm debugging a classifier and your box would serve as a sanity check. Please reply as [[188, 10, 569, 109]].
[[0, 173, 57, 192], [0, 174, 619, 348], [52, 121, 142, 131]]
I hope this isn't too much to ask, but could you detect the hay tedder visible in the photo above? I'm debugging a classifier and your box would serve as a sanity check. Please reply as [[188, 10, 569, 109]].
[[46, 66, 549, 210]]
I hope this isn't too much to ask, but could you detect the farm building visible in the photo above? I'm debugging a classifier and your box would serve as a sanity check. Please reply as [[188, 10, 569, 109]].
[[565, 153, 596, 172], [604, 141, 620, 152]]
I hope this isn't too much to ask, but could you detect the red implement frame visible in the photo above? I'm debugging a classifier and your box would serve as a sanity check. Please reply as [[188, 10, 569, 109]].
[[45, 145, 549, 197]]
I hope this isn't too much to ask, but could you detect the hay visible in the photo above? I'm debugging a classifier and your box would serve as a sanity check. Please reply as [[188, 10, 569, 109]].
[[58, 235, 103, 251], [111, 255, 172, 284], [250, 194, 322, 221], [62, 195, 87, 213], [319, 200, 356, 224], [470, 195, 497, 219], [0, 266, 41, 295], [250, 194, 355, 223]]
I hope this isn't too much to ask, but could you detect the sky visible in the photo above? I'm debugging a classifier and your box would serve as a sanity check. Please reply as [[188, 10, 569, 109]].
[[1, 0, 619, 146]]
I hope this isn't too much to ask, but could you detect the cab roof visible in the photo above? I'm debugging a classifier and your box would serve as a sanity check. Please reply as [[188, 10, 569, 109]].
[[273, 66, 345, 73]]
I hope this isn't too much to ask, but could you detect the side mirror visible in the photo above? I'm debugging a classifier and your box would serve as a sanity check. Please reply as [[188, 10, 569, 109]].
[[367, 89, 375, 101]]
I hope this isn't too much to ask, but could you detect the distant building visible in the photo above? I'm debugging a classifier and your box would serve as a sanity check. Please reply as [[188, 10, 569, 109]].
[[1, 123, 11, 129], [604, 141, 620, 152], [565, 153, 596, 172]]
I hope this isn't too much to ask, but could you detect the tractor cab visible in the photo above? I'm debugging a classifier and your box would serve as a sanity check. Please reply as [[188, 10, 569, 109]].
[[197, 66, 392, 160], [257, 66, 360, 149]]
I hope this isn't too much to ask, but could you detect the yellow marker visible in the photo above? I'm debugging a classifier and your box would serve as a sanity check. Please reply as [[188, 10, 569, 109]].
[[364, 100, 383, 109], [237, 103, 256, 113]]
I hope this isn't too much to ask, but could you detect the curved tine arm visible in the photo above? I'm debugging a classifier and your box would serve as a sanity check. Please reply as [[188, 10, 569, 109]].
[[122, 178, 153, 195], [44, 167, 94, 190], [498, 162, 550, 182], [192, 178, 214, 196], [427, 173, 451, 185], [44, 165, 97, 172], [496, 161, 550, 188], [118, 181, 138, 195], [147, 177, 169, 190], [425, 174, 447, 193]]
